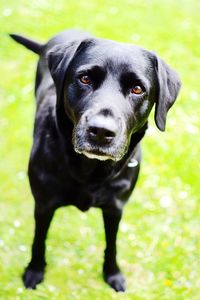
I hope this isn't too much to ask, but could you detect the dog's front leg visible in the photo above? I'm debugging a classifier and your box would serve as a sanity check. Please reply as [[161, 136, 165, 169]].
[[102, 209, 126, 292], [22, 204, 55, 289]]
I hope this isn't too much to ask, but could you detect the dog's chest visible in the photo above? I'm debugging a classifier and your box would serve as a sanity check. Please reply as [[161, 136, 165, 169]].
[[50, 168, 131, 212]]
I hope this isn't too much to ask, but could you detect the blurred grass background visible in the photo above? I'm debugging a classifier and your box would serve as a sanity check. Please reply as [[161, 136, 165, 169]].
[[0, 0, 199, 299]]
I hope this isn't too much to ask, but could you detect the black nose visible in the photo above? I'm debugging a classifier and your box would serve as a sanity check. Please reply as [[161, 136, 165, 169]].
[[87, 115, 118, 145]]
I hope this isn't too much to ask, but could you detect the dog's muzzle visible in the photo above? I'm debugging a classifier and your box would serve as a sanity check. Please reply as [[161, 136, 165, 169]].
[[73, 113, 127, 161]]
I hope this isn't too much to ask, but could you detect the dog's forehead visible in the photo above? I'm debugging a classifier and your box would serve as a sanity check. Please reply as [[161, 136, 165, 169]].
[[77, 38, 152, 72]]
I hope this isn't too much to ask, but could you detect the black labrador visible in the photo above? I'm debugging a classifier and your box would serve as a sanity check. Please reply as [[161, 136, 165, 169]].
[[10, 30, 181, 292]]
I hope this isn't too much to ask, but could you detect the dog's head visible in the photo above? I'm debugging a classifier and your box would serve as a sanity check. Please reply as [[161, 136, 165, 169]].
[[47, 38, 181, 161]]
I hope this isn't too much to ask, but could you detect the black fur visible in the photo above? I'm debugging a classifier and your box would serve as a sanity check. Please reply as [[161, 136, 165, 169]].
[[10, 29, 181, 292]]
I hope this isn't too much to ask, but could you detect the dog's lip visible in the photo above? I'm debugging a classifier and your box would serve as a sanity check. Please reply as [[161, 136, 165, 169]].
[[82, 151, 115, 161], [74, 147, 120, 161]]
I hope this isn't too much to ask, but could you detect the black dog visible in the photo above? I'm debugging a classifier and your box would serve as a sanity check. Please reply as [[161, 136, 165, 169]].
[[10, 30, 181, 292]]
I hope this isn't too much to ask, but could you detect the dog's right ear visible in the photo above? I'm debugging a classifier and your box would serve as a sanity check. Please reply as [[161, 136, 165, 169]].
[[47, 40, 93, 106], [47, 42, 80, 106]]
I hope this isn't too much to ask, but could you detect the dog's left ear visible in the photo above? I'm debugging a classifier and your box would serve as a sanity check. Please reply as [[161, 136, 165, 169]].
[[153, 55, 181, 131]]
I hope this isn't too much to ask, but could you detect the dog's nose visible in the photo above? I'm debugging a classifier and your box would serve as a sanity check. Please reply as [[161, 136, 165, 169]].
[[87, 115, 118, 145]]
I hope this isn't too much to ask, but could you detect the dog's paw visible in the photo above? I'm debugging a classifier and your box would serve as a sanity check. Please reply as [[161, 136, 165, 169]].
[[22, 268, 44, 289], [104, 272, 126, 292]]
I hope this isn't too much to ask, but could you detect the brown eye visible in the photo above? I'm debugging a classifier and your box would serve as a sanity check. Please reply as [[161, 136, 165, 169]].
[[131, 85, 143, 94], [79, 75, 91, 85]]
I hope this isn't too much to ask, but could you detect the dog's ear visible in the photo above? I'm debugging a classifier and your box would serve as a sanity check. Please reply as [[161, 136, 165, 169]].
[[153, 56, 181, 131], [47, 39, 92, 105], [47, 41, 81, 105]]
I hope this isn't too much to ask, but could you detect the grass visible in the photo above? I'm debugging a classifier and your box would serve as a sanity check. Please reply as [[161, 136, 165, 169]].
[[0, 0, 199, 299]]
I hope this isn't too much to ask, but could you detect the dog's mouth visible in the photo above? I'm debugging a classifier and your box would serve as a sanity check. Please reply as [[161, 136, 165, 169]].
[[74, 139, 128, 162], [82, 151, 115, 161], [75, 148, 118, 161]]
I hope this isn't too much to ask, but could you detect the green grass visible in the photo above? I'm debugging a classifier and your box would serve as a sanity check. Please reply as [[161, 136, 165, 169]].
[[0, 0, 199, 299]]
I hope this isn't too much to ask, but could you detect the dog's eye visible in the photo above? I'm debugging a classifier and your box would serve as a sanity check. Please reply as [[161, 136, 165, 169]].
[[131, 85, 144, 95], [79, 75, 91, 85]]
